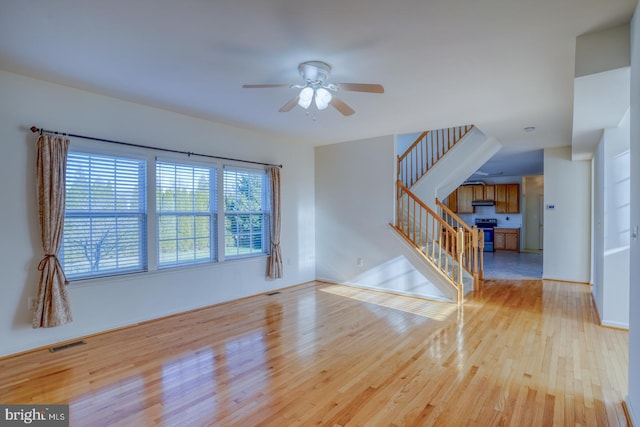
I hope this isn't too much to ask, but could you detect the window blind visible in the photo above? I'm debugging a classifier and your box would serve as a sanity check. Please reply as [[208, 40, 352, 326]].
[[223, 167, 269, 258], [156, 161, 217, 267], [62, 152, 147, 279]]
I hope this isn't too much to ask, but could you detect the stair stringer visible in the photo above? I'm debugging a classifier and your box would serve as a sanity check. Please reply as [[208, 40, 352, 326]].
[[407, 127, 503, 211]]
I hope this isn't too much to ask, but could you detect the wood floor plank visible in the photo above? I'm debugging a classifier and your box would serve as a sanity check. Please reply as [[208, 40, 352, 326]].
[[0, 279, 629, 426]]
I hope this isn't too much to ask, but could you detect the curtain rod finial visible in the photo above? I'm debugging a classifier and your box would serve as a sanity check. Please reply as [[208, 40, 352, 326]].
[[30, 126, 39, 133]]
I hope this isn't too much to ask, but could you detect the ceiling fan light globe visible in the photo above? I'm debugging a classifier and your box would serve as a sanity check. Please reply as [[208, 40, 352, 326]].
[[315, 88, 332, 110], [298, 87, 314, 109]]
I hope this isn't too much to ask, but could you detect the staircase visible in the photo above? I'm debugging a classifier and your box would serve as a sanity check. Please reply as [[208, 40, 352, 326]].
[[397, 125, 474, 189], [392, 125, 497, 304]]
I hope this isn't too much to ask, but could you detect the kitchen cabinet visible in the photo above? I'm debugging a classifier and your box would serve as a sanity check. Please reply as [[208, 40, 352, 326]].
[[444, 188, 458, 212], [483, 185, 495, 201], [457, 184, 490, 213], [446, 183, 518, 214], [506, 184, 520, 213], [495, 185, 506, 212], [495, 183, 519, 213], [473, 185, 484, 201], [456, 185, 474, 213], [494, 228, 520, 251]]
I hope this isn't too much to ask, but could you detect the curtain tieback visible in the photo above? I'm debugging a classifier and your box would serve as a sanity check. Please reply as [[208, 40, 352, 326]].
[[38, 254, 59, 271], [38, 254, 69, 285], [37, 254, 69, 284]]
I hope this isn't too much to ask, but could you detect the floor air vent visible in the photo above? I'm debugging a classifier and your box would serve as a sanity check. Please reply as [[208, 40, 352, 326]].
[[49, 340, 86, 353], [266, 291, 281, 296]]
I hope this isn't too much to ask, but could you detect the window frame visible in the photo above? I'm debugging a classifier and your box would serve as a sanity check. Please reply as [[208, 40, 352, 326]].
[[155, 158, 218, 269], [222, 166, 271, 260], [61, 148, 148, 280], [59, 143, 274, 284]]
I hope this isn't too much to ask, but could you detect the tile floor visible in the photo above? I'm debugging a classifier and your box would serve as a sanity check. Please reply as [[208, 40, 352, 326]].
[[482, 250, 543, 279]]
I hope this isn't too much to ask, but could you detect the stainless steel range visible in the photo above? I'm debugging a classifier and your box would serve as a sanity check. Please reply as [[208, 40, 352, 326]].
[[475, 218, 497, 252]]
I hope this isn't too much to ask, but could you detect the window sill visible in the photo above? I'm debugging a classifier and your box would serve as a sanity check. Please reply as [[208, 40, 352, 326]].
[[67, 254, 269, 288]]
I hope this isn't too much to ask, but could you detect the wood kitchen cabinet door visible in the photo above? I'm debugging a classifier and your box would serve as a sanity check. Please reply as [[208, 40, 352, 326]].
[[473, 185, 484, 201], [457, 185, 474, 213], [445, 188, 458, 212], [495, 184, 520, 213], [495, 184, 507, 213], [484, 185, 495, 201], [494, 228, 520, 251], [506, 184, 519, 213], [505, 231, 519, 251], [494, 230, 506, 250]]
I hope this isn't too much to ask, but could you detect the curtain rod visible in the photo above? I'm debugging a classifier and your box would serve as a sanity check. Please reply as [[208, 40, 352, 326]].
[[30, 126, 282, 169]]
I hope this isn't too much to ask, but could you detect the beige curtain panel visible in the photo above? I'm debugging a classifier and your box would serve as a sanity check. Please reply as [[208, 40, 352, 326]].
[[267, 167, 283, 279], [33, 134, 73, 328]]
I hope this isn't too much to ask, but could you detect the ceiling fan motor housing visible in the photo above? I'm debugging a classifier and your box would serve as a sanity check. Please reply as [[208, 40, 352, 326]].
[[299, 61, 331, 85]]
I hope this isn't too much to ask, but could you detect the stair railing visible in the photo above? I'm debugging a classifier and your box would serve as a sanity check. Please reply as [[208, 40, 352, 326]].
[[397, 124, 474, 189], [393, 180, 465, 304], [436, 199, 484, 288]]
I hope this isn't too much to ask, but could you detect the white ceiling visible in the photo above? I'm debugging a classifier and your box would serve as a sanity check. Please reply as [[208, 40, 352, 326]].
[[0, 0, 636, 176]]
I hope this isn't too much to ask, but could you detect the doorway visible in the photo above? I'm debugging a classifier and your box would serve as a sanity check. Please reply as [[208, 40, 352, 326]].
[[523, 176, 544, 252], [482, 175, 544, 279]]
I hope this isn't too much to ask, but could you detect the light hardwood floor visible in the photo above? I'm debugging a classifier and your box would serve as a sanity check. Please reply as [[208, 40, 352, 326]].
[[0, 279, 629, 426]]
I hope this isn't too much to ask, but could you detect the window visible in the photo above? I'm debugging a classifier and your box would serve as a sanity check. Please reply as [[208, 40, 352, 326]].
[[62, 152, 147, 279], [156, 161, 217, 267], [223, 167, 269, 258], [61, 148, 272, 281]]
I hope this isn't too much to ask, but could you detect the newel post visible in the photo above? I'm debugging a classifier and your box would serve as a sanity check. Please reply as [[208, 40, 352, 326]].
[[478, 229, 484, 281], [456, 228, 465, 304], [472, 225, 480, 290]]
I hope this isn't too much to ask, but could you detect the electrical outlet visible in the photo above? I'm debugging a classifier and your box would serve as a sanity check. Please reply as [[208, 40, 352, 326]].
[[27, 296, 37, 311]]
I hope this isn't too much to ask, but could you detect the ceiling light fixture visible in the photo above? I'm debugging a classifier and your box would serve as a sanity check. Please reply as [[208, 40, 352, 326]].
[[314, 87, 332, 110], [298, 87, 314, 109], [297, 86, 333, 111]]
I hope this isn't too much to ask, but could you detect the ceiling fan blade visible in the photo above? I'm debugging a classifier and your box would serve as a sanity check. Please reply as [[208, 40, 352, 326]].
[[242, 84, 290, 89], [330, 97, 355, 116], [279, 96, 299, 112], [335, 83, 384, 93]]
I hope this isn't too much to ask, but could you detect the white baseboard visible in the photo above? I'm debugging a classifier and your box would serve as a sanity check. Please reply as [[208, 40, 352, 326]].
[[601, 319, 630, 330], [625, 398, 638, 426]]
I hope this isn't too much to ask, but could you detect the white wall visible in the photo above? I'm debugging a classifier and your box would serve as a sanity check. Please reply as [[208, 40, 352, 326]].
[[575, 23, 630, 78], [593, 138, 606, 320], [0, 70, 316, 358], [315, 135, 455, 300], [315, 135, 394, 281], [592, 111, 630, 328], [627, 4, 640, 424], [543, 147, 591, 283]]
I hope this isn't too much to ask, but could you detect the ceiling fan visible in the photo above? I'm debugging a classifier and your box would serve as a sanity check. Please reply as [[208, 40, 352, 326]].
[[242, 61, 384, 116]]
